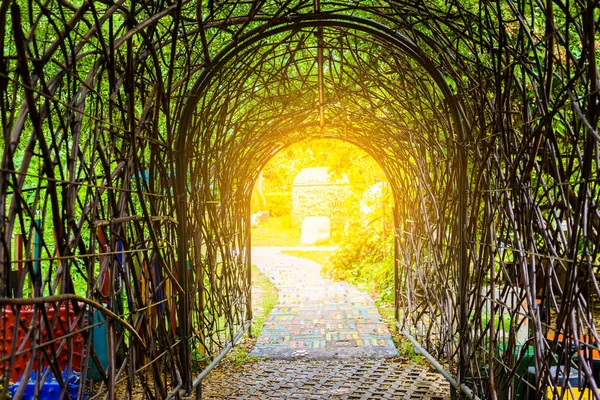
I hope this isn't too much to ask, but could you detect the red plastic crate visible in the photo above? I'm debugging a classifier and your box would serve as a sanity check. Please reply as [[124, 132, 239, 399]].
[[0, 305, 84, 382]]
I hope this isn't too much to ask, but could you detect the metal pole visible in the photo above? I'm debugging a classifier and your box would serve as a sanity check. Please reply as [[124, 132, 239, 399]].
[[393, 202, 400, 324], [246, 200, 253, 337], [398, 325, 480, 400], [176, 139, 192, 394], [195, 382, 202, 400], [457, 135, 469, 398], [315, 0, 325, 133]]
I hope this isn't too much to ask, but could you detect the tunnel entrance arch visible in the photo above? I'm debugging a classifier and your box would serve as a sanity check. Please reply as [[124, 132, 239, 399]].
[[175, 16, 469, 392]]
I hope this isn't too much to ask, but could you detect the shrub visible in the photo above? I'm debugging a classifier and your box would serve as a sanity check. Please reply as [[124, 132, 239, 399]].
[[323, 218, 394, 303], [264, 191, 292, 217], [322, 183, 394, 302]]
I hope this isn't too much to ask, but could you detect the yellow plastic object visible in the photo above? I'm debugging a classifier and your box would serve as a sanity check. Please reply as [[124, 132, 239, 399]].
[[547, 387, 594, 399]]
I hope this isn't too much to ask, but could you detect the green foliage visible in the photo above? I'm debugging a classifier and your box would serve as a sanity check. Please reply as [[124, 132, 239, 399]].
[[250, 264, 278, 338], [395, 337, 425, 363], [261, 139, 385, 193], [229, 345, 252, 367], [263, 192, 292, 217], [323, 218, 395, 303], [323, 180, 395, 302]]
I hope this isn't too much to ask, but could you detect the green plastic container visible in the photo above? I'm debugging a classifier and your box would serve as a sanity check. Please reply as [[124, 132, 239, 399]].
[[496, 344, 535, 399], [88, 309, 109, 382]]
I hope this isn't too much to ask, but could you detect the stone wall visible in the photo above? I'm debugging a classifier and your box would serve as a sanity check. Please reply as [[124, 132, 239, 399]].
[[292, 168, 353, 229], [292, 185, 352, 229]]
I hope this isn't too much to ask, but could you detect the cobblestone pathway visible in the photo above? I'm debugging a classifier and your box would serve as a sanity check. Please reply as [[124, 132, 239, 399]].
[[200, 247, 451, 399], [250, 247, 398, 360], [201, 359, 450, 399]]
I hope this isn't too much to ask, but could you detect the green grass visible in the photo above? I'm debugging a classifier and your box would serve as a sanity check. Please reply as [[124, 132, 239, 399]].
[[377, 302, 424, 363], [251, 216, 301, 246], [219, 264, 279, 366], [250, 264, 279, 338], [281, 249, 335, 265]]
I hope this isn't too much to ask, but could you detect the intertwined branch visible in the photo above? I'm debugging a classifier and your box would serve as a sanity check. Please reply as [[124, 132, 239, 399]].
[[0, 0, 598, 398]]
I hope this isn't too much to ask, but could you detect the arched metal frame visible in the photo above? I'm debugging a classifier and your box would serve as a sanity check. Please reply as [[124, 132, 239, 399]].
[[176, 13, 469, 393]]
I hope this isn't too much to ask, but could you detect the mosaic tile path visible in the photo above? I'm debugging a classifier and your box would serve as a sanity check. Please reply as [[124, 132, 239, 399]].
[[201, 359, 451, 399], [250, 247, 399, 360]]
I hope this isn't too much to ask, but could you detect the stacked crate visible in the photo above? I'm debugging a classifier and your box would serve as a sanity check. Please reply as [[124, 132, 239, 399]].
[[0, 305, 84, 382]]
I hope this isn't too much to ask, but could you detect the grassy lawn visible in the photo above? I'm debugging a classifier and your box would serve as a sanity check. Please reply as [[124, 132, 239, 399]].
[[250, 264, 278, 338], [251, 216, 342, 247], [251, 216, 302, 246]]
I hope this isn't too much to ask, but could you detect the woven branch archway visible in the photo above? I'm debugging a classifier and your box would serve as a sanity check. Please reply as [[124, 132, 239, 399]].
[[0, 0, 598, 398], [175, 15, 469, 391]]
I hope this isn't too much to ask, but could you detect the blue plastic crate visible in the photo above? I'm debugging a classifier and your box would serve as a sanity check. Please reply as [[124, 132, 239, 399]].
[[9, 369, 87, 400]]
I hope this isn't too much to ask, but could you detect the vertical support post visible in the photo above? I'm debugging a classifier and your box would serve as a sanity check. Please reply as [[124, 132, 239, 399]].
[[314, 0, 325, 133], [176, 146, 192, 394], [457, 136, 469, 398], [488, 208, 497, 400], [33, 217, 42, 297], [34, 218, 41, 276], [195, 381, 202, 400], [15, 234, 23, 297], [0, 237, 6, 299], [16, 234, 23, 275], [245, 199, 253, 337], [393, 202, 400, 325], [317, 36, 325, 132]]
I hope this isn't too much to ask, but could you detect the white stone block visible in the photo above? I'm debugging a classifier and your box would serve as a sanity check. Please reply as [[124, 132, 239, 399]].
[[300, 216, 330, 245], [251, 213, 260, 228]]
